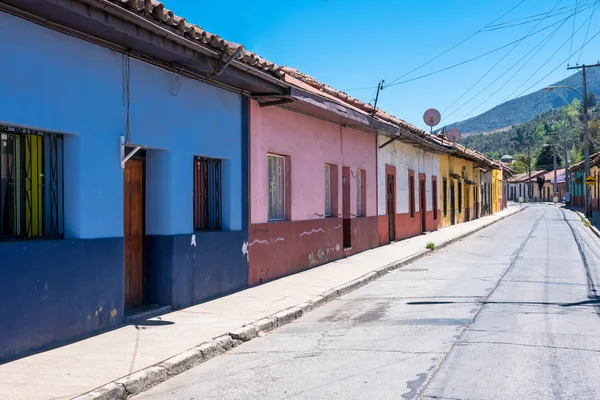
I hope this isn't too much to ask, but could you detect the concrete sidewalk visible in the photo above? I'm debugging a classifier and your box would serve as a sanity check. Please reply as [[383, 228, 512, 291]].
[[0, 204, 525, 400]]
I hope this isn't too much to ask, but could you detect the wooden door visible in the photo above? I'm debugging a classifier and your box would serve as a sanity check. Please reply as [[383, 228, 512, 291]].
[[450, 182, 455, 225], [419, 178, 426, 233], [386, 174, 395, 242], [342, 167, 352, 248], [124, 159, 144, 309]]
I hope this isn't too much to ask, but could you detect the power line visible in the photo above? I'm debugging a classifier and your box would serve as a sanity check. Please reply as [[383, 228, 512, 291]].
[[440, 0, 565, 122], [383, 18, 573, 89], [492, 7, 599, 104], [577, 0, 599, 63], [567, 0, 579, 70], [481, 1, 592, 31], [448, 0, 595, 122], [514, 26, 600, 98], [383, 0, 528, 87]]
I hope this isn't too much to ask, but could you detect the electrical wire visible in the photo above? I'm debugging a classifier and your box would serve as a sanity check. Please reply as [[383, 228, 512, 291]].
[[383, 0, 528, 88], [449, 1, 593, 123], [440, 0, 565, 122], [479, 7, 600, 110], [514, 26, 600, 98], [577, 0, 599, 63], [567, 0, 579, 70], [481, 0, 594, 31], [383, 17, 573, 89]]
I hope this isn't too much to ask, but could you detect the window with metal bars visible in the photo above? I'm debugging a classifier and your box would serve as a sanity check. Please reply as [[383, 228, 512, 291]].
[[193, 156, 222, 230], [268, 154, 285, 221], [0, 125, 64, 240]]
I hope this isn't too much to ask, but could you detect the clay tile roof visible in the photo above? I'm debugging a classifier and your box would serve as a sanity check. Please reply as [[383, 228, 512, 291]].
[[107, 0, 497, 165], [108, 0, 285, 77], [569, 151, 600, 171]]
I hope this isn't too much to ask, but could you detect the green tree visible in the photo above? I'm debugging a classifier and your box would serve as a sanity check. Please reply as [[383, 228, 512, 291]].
[[535, 144, 562, 170], [587, 91, 597, 108], [568, 144, 583, 165]]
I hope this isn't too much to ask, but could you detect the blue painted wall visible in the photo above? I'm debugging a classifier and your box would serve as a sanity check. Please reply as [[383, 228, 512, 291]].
[[0, 12, 249, 361], [0, 239, 123, 363]]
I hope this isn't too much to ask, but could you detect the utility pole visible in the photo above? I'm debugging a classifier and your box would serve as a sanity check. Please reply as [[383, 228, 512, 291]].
[[564, 130, 570, 201], [527, 144, 532, 201], [567, 63, 600, 217]]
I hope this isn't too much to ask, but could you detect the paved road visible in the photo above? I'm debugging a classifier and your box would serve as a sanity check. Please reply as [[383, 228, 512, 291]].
[[135, 204, 600, 400]]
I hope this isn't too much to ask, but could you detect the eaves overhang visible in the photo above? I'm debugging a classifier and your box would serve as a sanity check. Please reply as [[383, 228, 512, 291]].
[[1, 0, 289, 96]]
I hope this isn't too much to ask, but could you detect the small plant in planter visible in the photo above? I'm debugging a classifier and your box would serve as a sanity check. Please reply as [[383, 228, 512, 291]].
[[425, 242, 435, 250]]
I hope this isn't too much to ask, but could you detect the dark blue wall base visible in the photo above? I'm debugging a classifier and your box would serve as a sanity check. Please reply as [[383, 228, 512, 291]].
[[145, 231, 248, 309], [0, 238, 124, 364]]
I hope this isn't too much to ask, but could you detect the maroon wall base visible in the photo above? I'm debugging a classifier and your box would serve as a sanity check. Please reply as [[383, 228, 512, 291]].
[[377, 211, 439, 244], [248, 216, 379, 286]]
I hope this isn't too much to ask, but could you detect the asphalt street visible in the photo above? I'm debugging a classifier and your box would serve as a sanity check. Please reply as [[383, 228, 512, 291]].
[[135, 204, 600, 400]]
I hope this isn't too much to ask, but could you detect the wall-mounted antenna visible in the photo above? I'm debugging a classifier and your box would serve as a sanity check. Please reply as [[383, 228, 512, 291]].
[[371, 79, 385, 116], [446, 128, 462, 147]]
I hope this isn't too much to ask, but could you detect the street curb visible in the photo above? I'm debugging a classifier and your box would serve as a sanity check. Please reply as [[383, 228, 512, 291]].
[[71, 205, 527, 400], [573, 210, 600, 239]]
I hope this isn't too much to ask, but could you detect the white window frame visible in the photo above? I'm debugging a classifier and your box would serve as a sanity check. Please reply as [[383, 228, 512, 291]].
[[267, 154, 285, 221], [325, 164, 332, 217]]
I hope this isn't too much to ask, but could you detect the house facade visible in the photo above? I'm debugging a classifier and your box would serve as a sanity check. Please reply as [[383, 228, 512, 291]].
[[377, 137, 443, 244], [247, 99, 379, 285], [570, 153, 600, 208], [0, 0, 289, 362], [1, 0, 515, 365], [439, 154, 480, 228]]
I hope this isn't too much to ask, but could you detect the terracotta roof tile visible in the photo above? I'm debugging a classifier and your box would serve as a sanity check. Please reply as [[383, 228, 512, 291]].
[[107, 0, 498, 166], [108, 0, 285, 77]]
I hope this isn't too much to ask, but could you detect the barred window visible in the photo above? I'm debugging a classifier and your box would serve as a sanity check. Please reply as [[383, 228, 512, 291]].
[[193, 156, 222, 230], [268, 154, 285, 221], [0, 126, 64, 240]]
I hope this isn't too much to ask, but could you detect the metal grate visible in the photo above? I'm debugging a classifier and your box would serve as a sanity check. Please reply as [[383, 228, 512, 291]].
[[193, 156, 222, 230], [0, 125, 64, 240], [268, 155, 285, 221]]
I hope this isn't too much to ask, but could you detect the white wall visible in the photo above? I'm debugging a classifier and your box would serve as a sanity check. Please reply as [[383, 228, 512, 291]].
[[377, 136, 441, 215]]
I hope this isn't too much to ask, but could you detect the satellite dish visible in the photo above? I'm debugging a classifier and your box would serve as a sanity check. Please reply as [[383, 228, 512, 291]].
[[423, 108, 441, 128], [447, 128, 462, 144]]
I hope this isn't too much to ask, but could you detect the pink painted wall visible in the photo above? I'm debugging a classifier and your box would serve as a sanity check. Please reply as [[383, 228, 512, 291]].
[[250, 100, 377, 223]]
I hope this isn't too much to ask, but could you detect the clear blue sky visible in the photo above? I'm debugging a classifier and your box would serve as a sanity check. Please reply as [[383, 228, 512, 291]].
[[167, 0, 600, 129]]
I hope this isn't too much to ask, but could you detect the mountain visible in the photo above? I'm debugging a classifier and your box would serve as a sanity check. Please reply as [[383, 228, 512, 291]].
[[449, 68, 600, 135]]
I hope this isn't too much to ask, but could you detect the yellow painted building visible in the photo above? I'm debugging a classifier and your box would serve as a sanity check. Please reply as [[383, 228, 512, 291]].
[[439, 154, 481, 228]]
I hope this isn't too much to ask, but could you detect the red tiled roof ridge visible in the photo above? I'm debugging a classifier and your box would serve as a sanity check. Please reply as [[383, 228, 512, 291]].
[[280, 67, 426, 136], [109, 0, 499, 167]]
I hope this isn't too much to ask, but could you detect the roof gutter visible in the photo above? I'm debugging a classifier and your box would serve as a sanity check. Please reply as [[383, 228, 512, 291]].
[[81, 0, 289, 90]]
